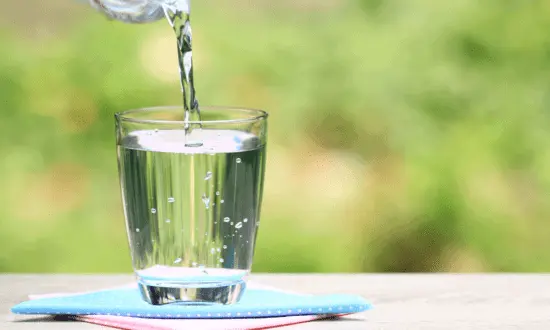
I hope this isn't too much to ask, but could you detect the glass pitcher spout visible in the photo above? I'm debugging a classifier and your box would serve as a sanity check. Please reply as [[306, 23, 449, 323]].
[[89, 0, 167, 23]]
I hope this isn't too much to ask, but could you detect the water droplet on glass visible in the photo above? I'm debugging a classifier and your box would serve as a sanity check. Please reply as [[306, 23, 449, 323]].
[[243, 218, 248, 223], [204, 171, 213, 181], [165, 219, 171, 223], [236, 158, 242, 164], [151, 208, 157, 214], [168, 197, 175, 203], [135, 228, 140, 232], [216, 191, 220, 196], [174, 258, 182, 264], [221, 200, 225, 203], [235, 222, 243, 229], [223, 245, 227, 249], [219, 258, 224, 263], [202, 194, 210, 209], [223, 217, 230, 223]]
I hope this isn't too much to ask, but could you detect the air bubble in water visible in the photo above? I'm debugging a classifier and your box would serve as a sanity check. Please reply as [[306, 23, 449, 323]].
[[135, 228, 140, 232], [236, 158, 242, 164], [223, 217, 230, 223], [204, 171, 213, 181], [192, 262, 198, 267], [230, 222, 234, 226], [165, 219, 171, 223], [168, 197, 175, 203], [235, 222, 243, 229], [202, 194, 210, 209], [185, 141, 204, 147], [216, 248, 221, 252], [221, 200, 225, 203], [243, 218, 248, 223], [223, 245, 227, 249], [174, 258, 182, 264], [219, 258, 224, 263], [211, 248, 215, 254], [216, 191, 220, 196], [151, 208, 157, 214]]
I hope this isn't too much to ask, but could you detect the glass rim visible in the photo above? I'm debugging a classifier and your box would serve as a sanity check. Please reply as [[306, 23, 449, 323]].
[[115, 105, 268, 125]]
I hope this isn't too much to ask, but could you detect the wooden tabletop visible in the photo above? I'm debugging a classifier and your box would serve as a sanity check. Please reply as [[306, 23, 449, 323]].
[[1, 274, 550, 329]]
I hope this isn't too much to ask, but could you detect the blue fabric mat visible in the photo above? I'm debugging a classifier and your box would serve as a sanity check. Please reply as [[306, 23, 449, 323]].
[[12, 287, 371, 319]]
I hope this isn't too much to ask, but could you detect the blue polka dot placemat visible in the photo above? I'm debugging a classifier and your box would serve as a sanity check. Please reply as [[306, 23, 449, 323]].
[[12, 286, 371, 319]]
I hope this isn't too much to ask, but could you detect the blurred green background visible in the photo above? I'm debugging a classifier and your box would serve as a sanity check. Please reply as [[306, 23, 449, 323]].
[[1, 0, 550, 273]]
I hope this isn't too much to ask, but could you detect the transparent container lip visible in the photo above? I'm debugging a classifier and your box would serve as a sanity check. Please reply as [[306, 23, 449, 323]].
[[115, 106, 268, 125]]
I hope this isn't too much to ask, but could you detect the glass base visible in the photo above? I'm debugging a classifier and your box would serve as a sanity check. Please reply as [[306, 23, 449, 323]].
[[138, 280, 247, 305]]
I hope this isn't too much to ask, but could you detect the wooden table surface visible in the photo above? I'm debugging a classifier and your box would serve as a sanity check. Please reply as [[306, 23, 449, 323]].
[[1, 274, 550, 329]]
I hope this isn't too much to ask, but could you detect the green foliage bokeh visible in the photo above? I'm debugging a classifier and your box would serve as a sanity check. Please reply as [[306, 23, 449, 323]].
[[1, 0, 550, 273]]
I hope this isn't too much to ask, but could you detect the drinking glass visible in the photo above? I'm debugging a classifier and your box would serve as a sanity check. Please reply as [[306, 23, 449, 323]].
[[115, 106, 268, 305]]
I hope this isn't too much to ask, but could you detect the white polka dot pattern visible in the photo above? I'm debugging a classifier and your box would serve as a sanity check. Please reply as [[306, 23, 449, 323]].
[[11, 288, 372, 319]]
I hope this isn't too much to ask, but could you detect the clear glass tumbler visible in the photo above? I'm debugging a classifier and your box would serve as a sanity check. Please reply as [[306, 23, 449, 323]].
[[115, 106, 268, 305]]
